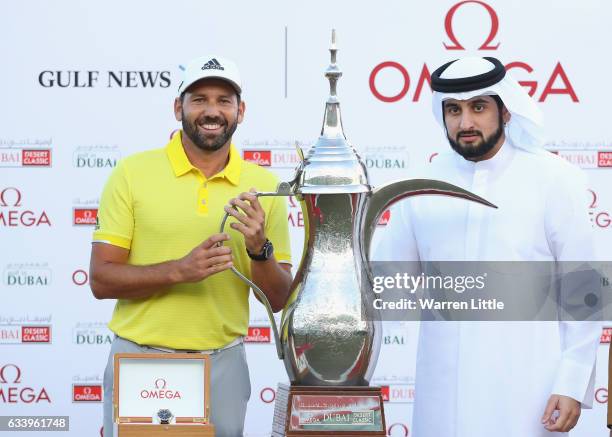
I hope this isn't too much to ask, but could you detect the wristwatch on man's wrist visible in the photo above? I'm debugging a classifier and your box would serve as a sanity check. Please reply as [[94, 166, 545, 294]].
[[247, 239, 274, 261]]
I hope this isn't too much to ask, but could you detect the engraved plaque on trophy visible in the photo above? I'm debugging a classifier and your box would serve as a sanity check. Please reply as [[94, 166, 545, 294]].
[[272, 384, 385, 436]]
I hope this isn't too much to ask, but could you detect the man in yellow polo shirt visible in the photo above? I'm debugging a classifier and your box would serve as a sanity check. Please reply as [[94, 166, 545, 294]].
[[90, 55, 292, 437]]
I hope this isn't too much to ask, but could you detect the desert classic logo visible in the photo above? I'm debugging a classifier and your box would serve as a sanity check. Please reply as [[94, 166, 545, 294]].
[[548, 149, 612, 169], [0, 187, 51, 227], [3, 263, 51, 287], [0, 149, 52, 167], [21, 327, 51, 343], [0, 139, 52, 167], [600, 152, 612, 167], [0, 364, 51, 403], [73, 384, 103, 402], [0, 326, 51, 344], [245, 327, 271, 343], [0, 315, 52, 344], [369, 0, 579, 103]]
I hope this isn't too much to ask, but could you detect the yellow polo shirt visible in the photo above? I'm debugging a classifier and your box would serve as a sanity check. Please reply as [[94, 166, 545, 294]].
[[93, 131, 291, 349]]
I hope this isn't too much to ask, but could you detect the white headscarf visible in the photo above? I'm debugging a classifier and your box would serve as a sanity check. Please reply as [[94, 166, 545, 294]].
[[432, 57, 545, 153]]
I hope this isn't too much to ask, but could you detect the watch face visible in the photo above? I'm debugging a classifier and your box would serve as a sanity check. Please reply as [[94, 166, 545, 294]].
[[157, 409, 173, 421], [248, 239, 273, 260], [263, 241, 273, 259]]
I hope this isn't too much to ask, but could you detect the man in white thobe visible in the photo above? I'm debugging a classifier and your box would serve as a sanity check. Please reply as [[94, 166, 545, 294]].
[[374, 56, 601, 436]]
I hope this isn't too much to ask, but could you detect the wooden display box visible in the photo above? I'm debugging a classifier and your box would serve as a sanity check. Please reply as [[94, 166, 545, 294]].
[[113, 353, 215, 436]]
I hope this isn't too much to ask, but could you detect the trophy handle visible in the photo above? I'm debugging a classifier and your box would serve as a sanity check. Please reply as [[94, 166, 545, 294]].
[[363, 178, 498, 259], [219, 182, 294, 360]]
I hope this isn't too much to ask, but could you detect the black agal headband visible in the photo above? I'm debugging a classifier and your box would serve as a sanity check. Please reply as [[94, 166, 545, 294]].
[[431, 57, 506, 93]]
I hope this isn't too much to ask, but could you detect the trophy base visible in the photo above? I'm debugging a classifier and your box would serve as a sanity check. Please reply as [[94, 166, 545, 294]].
[[272, 383, 386, 436]]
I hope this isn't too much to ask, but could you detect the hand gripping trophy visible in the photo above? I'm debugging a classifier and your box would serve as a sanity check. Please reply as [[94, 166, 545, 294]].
[[221, 30, 494, 435]]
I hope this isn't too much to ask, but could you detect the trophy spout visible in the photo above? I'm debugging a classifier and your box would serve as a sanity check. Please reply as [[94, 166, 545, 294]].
[[363, 178, 498, 258]]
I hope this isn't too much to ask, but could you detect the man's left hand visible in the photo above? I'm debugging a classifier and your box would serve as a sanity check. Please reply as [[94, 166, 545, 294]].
[[224, 188, 267, 255], [541, 394, 581, 432]]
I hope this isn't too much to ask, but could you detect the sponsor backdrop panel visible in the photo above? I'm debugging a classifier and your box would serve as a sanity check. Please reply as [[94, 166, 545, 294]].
[[1, 0, 609, 435]]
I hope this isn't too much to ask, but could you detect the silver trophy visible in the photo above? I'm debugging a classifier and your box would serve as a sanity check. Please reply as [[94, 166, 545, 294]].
[[222, 30, 493, 434]]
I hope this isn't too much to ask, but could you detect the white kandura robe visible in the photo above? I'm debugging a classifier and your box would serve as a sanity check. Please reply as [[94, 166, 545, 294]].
[[374, 141, 601, 437]]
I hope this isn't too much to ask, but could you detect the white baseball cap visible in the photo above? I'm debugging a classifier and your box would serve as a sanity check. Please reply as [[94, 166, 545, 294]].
[[178, 55, 242, 96]]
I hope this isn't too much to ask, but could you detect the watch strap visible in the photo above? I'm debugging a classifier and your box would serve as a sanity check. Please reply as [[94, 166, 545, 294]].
[[247, 239, 273, 261]]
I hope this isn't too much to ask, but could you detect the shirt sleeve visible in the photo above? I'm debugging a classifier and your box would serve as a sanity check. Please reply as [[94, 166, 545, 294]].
[[546, 163, 601, 408], [92, 160, 134, 249], [264, 193, 291, 264]]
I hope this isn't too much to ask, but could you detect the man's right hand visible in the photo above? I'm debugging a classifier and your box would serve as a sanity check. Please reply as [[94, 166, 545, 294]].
[[90, 234, 233, 300], [176, 233, 233, 282]]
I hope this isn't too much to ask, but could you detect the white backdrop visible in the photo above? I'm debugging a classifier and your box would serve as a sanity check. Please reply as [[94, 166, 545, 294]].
[[1, 0, 611, 435]]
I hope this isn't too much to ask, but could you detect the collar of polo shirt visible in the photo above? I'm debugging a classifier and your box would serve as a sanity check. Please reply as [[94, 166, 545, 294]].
[[166, 131, 241, 185]]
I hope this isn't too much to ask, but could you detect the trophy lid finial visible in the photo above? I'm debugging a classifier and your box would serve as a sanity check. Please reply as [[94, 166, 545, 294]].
[[325, 29, 341, 100], [292, 30, 370, 194]]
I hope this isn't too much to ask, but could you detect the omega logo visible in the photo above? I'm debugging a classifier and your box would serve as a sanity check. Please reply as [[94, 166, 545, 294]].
[[260, 387, 275, 403], [595, 388, 608, 404], [387, 422, 409, 436], [444, 0, 500, 50], [0, 187, 51, 227], [72, 270, 89, 286], [369, 0, 578, 104], [588, 189, 612, 229], [0, 364, 22, 384], [589, 189, 597, 209], [0, 187, 22, 207], [0, 364, 50, 403]]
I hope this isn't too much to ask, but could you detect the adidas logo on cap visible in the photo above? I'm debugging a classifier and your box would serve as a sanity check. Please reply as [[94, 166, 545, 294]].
[[202, 58, 224, 71], [179, 55, 241, 96]]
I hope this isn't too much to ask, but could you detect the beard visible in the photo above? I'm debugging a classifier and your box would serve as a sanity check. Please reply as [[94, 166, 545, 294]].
[[447, 115, 505, 160], [181, 110, 239, 152]]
